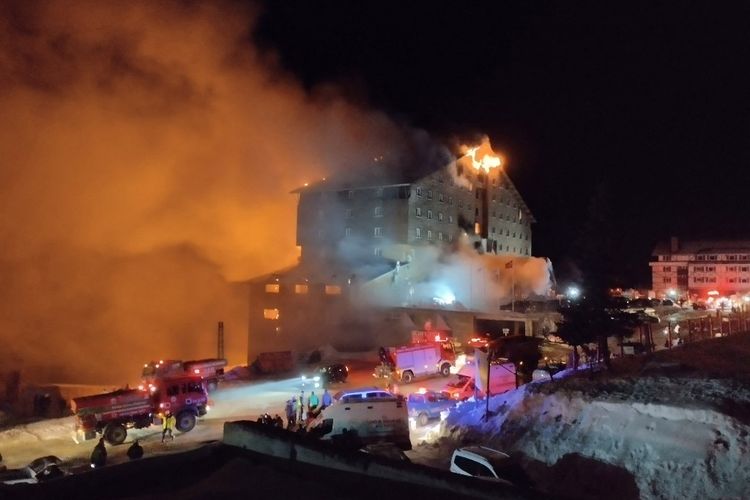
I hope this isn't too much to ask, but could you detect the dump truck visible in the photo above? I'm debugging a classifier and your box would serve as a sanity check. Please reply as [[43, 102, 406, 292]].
[[72, 375, 209, 445]]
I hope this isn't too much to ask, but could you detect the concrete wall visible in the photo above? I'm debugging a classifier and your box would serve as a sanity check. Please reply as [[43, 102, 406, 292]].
[[223, 420, 528, 500]]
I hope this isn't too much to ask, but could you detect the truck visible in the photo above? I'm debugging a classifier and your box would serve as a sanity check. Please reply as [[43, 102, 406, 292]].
[[72, 375, 209, 445], [406, 390, 456, 427], [307, 390, 411, 450], [142, 358, 227, 391], [377, 340, 456, 384], [443, 362, 517, 400]]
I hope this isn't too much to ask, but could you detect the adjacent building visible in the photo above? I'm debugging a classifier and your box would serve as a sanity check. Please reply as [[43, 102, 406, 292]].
[[650, 237, 750, 299]]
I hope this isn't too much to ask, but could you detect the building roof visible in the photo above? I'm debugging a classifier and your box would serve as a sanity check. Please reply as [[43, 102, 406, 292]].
[[652, 239, 750, 255]]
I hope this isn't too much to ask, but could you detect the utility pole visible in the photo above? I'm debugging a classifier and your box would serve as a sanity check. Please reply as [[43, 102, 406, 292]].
[[511, 260, 516, 313], [217, 321, 225, 359]]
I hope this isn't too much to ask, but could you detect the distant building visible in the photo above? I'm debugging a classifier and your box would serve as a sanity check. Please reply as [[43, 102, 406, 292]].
[[650, 237, 750, 299]]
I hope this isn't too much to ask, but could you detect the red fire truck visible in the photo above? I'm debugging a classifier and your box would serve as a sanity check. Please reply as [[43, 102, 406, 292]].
[[377, 336, 457, 384], [71, 375, 209, 445], [142, 358, 227, 391]]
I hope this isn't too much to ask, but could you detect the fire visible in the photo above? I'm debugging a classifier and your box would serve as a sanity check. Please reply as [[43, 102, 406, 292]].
[[461, 135, 503, 173]]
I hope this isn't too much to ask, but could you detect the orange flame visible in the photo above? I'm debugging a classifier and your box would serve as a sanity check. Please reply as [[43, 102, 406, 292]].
[[460, 136, 503, 173]]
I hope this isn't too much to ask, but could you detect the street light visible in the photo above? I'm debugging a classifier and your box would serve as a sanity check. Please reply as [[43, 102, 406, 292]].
[[567, 286, 581, 300]]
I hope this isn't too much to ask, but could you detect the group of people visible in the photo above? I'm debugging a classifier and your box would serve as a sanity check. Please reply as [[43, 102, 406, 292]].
[[283, 388, 333, 429], [88, 411, 176, 468], [257, 413, 284, 428]]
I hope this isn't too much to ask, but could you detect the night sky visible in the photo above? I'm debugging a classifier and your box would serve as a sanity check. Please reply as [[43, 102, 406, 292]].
[[253, 1, 750, 287]]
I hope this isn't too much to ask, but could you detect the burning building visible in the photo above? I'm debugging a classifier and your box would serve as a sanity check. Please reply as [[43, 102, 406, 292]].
[[247, 138, 555, 363]]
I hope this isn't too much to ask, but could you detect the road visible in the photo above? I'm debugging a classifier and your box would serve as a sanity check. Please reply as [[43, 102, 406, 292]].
[[0, 359, 453, 470]]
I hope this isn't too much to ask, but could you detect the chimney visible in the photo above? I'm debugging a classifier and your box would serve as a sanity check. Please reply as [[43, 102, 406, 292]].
[[670, 236, 679, 253]]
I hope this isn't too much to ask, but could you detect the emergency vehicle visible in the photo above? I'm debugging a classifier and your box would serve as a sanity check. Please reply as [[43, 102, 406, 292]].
[[142, 358, 227, 391], [377, 337, 456, 383], [443, 362, 517, 400], [72, 375, 209, 445]]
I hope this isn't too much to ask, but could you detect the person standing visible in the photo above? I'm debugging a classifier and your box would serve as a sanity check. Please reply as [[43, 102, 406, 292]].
[[127, 439, 144, 460], [308, 391, 319, 412], [285, 398, 295, 428], [321, 389, 332, 409], [90, 438, 107, 468], [162, 412, 176, 442], [298, 391, 305, 422]]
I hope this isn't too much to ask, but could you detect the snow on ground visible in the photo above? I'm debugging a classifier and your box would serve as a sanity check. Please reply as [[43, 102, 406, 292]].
[[428, 335, 750, 500]]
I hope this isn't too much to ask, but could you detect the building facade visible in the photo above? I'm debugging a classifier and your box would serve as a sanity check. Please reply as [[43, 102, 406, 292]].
[[295, 163, 534, 264], [650, 237, 750, 299]]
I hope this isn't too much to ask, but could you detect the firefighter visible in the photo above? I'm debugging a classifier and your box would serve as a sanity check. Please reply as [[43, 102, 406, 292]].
[[285, 398, 296, 428], [90, 438, 107, 468], [161, 412, 176, 442], [127, 439, 144, 460]]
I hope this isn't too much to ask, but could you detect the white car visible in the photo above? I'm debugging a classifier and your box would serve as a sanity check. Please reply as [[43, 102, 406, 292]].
[[333, 387, 394, 403], [450, 446, 533, 487]]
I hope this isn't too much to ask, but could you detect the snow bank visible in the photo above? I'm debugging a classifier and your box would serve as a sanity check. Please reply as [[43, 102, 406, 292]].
[[0, 416, 75, 444], [440, 378, 750, 500]]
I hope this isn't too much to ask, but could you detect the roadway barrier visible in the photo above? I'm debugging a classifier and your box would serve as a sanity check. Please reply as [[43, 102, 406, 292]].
[[223, 420, 532, 500]]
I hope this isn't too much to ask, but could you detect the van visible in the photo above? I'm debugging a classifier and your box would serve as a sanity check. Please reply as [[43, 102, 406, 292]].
[[307, 393, 411, 450]]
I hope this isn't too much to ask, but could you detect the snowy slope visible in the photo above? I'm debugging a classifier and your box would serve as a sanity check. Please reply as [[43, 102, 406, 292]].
[[437, 335, 750, 500]]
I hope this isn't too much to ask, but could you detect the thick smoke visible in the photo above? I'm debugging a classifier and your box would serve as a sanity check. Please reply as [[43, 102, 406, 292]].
[[0, 1, 409, 384]]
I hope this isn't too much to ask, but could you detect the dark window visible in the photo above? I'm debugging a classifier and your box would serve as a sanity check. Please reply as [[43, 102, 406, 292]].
[[166, 385, 179, 397]]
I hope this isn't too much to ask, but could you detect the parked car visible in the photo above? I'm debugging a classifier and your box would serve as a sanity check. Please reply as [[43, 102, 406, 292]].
[[450, 446, 533, 487], [333, 387, 394, 403], [0, 456, 67, 485], [407, 390, 456, 426], [320, 363, 349, 384]]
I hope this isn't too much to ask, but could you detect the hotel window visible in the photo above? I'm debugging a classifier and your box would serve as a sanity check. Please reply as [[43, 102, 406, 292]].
[[427, 210, 433, 219], [294, 284, 308, 294], [663, 277, 672, 283], [448, 196, 453, 205], [707, 266, 715, 272], [742, 278, 750, 283], [728, 266, 737, 272], [416, 207, 423, 217], [474, 222, 481, 235], [415, 227, 422, 239], [427, 189, 433, 200], [263, 308, 280, 320], [708, 277, 717, 283], [458, 200, 463, 208], [376, 187, 384, 198], [439, 193, 445, 202], [729, 255, 737, 261], [709, 255, 717, 261], [741, 255, 750, 261], [449, 215, 454, 223], [448, 234, 454, 242], [347, 190, 354, 199], [742, 267, 749, 272], [325, 285, 342, 295], [427, 230, 433, 240], [696, 255, 705, 261], [345, 227, 352, 237], [728, 278, 737, 283], [345, 208, 353, 218], [373, 206, 383, 217], [416, 187, 423, 197], [663, 266, 671, 272], [695, 266, 704, 272], [438, 212, 444, 221], [374, 227, 382, 238], [438, 232, 444, 241], [265, 284, 280, 293], [373, 247, 382, 257]]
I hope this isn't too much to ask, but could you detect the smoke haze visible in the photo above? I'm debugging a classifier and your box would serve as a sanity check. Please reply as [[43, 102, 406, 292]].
[[0, 1, 413, 383]]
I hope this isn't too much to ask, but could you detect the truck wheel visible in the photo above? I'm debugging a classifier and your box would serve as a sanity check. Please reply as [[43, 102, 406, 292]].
[[176, 411, 196, 432], [417, 412, 429, 427], [103, 423, 127, 445], [401, 370, 414, 384], [440, 363, 452, 377]]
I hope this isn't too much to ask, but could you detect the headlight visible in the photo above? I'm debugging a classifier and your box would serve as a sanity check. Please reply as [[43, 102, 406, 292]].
[[206, 405, 211, 412]]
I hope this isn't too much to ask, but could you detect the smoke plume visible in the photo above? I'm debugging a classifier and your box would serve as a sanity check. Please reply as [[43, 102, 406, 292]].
[[0, 1, 410, 383]]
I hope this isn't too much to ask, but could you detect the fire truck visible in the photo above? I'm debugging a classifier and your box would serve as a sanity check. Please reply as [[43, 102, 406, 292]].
[[71, 375, 209, 445], [142, 358, 227, 392], [376, 334, 456, 384]]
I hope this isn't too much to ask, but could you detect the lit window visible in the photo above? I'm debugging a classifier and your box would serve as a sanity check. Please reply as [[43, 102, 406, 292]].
[[374, 206, 383, 217], [374, 227, 382, 238], [475, 222, 481, 235], [295, 284, 308, 294], [345, 227, 352, 237], [265, 284, 280, 293], [416, 228, 422, 239], [325, 285, 342, 295], [263, 308, 280, 320], [373, 247, 382, 257]]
